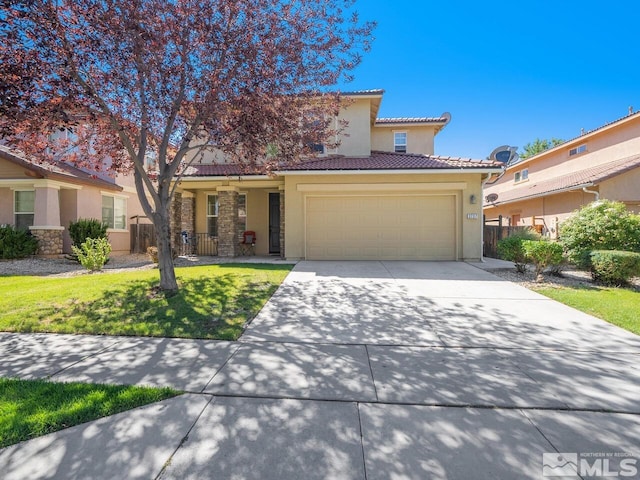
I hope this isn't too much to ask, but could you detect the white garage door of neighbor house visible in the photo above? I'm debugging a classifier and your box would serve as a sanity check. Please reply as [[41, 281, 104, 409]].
[[305, 195, 457, 260]]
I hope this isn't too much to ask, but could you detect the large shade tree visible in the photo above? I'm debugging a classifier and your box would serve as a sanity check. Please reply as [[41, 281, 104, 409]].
[[0, 0, 373, 293]]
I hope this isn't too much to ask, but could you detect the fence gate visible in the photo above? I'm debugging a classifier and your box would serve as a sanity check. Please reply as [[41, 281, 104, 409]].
[[130, 223, 156, 253]]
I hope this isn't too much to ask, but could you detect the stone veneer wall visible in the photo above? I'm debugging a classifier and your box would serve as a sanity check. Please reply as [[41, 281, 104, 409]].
[[279, 190, 285, 258], [217, 190, 238, 257], [181, 197, 195, 236], [30, 228, 63, 256]]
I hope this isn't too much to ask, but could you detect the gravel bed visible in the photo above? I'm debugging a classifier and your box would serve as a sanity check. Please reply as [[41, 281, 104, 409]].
[[0, 254, 237, 277], [489, 266, 640, 291]]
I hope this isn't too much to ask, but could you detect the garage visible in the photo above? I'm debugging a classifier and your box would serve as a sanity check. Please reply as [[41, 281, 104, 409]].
[[305, 194, 457, 260]]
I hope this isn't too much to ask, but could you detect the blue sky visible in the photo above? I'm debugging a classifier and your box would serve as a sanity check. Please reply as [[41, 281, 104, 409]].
[[340, 0, 639, 159]]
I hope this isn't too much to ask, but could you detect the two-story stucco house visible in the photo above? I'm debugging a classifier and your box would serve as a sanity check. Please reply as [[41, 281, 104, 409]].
[[172, 89, 503, 261], [483, 110, 640, 237], [0, 144, 150, 256]]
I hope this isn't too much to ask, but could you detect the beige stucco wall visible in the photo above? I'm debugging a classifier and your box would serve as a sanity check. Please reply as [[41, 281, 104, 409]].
[[283, 172, 485, 261], [0, 158, 27, 178], [371, 126, 437, 155], [0, 187, 15, 225], [600, 166, 640, 211], [333, 98, 372, 157]]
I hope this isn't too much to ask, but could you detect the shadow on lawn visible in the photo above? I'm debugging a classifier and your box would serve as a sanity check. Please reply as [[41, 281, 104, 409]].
[[39, 273, 278, 340]]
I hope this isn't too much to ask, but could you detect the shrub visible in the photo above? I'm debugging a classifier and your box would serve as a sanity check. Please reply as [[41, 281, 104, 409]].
[[72, 237, 112, 271], [69, 218, 108, 246], [522, 240, 564, 279], [0, 226, 39, 259], [589, 250, 640, 286], [497, 228, 541, 273], [559, 200, 640, 269], [147, 246, 159, 263]]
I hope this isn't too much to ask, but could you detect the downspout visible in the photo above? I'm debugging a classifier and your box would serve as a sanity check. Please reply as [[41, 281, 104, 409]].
[[582, 186, 600, 202]]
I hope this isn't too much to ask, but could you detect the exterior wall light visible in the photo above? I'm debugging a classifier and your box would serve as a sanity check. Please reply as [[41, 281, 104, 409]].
[[469, 194, 477, 204]]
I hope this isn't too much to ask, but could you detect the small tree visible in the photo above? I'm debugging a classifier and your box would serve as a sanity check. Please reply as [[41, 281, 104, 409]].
[[559, 200, 640, 269], [72, 237, 112, 272], [522, 240, 564, 281], [497, 228, 541, 273]]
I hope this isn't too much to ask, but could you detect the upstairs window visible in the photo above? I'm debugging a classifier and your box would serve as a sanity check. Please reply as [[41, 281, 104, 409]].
[[14, 190, 35, 230], [514, 168, 529, 183], [102, 195, 127, 230], [394, 132, 407, 153], [569, 144, 587, 156]]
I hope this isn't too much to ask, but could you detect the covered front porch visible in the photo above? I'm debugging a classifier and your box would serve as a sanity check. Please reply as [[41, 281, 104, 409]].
[[172, 178, 285, 258]]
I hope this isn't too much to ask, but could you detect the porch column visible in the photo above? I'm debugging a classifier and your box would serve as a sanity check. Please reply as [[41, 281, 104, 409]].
[[279, 186, 285, 259], [30, 183, 63, 256], [180, 192, 196, 237], [170, 192, 183, 249], [217, 186, 238, 257]]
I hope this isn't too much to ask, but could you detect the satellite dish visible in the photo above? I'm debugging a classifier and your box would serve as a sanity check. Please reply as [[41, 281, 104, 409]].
[[485, 193, 499, 203], [489, 145, 518, 165]]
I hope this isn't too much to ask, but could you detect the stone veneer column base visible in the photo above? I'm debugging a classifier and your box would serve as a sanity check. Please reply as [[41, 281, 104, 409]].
[[29, 227, 64, 256]]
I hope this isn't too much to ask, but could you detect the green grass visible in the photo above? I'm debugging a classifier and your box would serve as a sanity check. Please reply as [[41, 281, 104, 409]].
[[532, 285, 640, 335], [0, 378, 179, 448], [0, 264, 292, 340]]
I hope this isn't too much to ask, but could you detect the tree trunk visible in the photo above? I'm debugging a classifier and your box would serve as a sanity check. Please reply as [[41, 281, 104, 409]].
[[154, 203, 178, 295]]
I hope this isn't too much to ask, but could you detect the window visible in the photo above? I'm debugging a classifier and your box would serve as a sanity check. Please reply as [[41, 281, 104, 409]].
[[207, 193, 247, 237], [309, 143, 325, 154], [102, 195, 126, 229], [394, 132, 407, 153], [569, 144, 587, 156], [514, 168, 529, 183], [207, 195, 219, 236], [14, 190, 35, 230]]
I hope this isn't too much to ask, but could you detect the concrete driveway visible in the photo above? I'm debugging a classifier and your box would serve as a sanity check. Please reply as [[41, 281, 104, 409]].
[[1, 261, 639, 479]]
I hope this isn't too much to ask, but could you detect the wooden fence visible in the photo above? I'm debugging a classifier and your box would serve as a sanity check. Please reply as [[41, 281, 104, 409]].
[[130, 223, 156, 253], [483, 225, 543, 258]]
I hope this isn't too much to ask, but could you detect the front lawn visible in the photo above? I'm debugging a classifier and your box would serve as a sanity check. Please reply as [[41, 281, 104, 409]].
[[532, 285, 640, 335], [0, 264, 291, 340], [0, 378, 179, 448]]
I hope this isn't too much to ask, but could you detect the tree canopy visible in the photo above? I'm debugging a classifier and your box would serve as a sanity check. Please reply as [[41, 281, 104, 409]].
[[519, 138, 564, 159], [0, 0, 374, 293]]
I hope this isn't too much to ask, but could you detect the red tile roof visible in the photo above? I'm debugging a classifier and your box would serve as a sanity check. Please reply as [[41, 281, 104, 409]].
[[182, 151, 503, 177], [0, 145, 123, 191], [375, 117, 449, 124], [485, 154, 640, 205]]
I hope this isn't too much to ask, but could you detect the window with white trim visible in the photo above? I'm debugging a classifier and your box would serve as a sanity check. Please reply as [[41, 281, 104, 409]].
[[394, 132, 407, 153], [207, 194, 219, 236], [569, 144, 587, 156], [514, 168, 529, 183], [102, 195, 126, 229], [14, 190, 35, 230]]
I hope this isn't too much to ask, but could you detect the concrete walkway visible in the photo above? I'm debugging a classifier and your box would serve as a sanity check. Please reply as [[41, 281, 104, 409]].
[[1, 261, 639, 479]]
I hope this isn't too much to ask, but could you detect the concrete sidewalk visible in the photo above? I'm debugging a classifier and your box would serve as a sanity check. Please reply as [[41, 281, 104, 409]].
[[1, 261, 639, 479]]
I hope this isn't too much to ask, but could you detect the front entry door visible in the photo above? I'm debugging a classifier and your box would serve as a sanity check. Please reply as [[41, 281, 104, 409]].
[[269, 192, 281, 254]]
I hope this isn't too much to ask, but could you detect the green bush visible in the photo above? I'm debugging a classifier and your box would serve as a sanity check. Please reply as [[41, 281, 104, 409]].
[[72, 237, 112, 271], [560, 200, 640, 269], [0, 226, 39, 259], [522, 240, 564, 279], [69, 218, 108, 246], [589, 250, 640, 286], [497, 228, 541, 273]]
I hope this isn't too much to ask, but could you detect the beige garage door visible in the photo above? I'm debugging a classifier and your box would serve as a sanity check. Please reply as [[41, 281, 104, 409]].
[[305, 195, 456, 260]]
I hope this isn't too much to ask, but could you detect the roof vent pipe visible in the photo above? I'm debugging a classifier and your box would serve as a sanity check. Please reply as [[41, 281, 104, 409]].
[[630, 106, 634, 115], [582, 187, 600, 202]]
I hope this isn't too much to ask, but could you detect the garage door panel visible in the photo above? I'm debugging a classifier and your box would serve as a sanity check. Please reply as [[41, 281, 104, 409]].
[[306, 195, 456, 260]]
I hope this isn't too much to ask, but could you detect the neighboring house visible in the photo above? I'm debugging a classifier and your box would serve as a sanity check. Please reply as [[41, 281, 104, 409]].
[[0, 145, 149, 256], [483, 111, 640, 238], [172, 90, 503, 261]]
